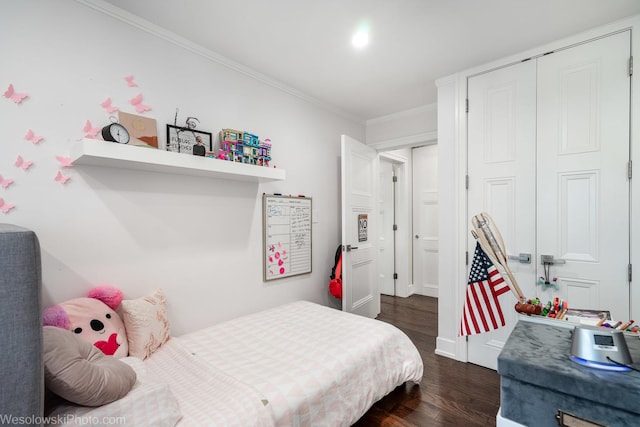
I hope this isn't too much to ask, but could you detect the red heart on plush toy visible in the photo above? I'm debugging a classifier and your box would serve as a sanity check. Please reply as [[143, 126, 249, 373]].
[[94, 333, 120, 356]]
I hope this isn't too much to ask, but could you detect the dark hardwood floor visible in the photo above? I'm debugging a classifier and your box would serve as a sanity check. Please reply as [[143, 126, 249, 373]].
[[354, 294, 501, 427]]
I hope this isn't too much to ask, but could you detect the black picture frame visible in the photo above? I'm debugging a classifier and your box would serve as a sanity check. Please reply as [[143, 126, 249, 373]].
[[166, 125, 213, 156]]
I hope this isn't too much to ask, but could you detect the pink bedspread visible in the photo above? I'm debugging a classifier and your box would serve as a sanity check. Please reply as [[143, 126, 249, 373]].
[[175, 301, 423, 427], [144, 339, 273, 427]]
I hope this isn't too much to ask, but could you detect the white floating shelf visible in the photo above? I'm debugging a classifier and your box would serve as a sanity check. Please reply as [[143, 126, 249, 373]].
[[70, 139, 285, 183]]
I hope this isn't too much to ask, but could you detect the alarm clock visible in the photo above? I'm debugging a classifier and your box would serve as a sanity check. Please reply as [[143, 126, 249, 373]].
[[570, 325, 633, 371], [101, 123, 130, 144]]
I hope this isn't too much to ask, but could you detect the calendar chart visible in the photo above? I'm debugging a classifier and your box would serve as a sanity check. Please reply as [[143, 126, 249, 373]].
[[263, 194, 312, 281]]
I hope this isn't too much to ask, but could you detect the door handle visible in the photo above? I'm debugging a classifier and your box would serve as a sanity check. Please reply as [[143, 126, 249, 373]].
[[508, 253, 531, 264], [540, 255, 566, 265], [346, 244, 358, 251]]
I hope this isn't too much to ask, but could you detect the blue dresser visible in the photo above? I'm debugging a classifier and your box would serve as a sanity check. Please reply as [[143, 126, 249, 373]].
[[497, 320, 640, 427]]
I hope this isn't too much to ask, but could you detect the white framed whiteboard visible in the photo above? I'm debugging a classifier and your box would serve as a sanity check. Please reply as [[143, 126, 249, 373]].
[[263, 194, 312, 281]]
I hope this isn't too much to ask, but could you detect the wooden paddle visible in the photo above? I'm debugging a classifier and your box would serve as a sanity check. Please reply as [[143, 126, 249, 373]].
[[471, 212, 525, 300]]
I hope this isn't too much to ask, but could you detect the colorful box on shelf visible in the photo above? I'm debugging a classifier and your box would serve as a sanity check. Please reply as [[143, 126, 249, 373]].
[[258, 139, 271, 167], [243, 132, 259, 147], [220, 128, 243, 142], [219, 128, 272, 167]]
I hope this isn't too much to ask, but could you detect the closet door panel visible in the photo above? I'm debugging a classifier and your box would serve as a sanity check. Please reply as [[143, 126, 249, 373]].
[[537, 31, 631, 320], [467, 60, 537, 370]]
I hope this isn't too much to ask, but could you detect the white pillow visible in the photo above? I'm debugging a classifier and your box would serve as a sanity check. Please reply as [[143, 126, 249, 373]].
[[120, 290, 171, 359]]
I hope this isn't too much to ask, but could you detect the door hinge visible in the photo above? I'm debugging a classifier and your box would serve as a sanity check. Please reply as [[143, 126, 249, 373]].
[[465, 175, 469, 190], [628, 160, 632, 179], [629, 264, 632, 282], [466, 251, 469, 266], [465, 98, 469, 113], [393, 224, 398, 231], [629, 56, 633, 76], [393, 273, 398, 280], [392, 175, 398, 183]]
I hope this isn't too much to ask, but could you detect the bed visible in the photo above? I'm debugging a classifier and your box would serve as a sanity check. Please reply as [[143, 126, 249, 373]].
[[0, 223, 423, 427]]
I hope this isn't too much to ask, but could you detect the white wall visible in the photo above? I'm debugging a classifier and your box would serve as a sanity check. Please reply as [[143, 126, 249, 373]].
[[366, 104, 437, 150], [0, 0, 363, 335]]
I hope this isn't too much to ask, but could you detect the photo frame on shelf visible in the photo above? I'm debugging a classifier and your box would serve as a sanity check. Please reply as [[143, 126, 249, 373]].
[[166, 125, 213, 156], [119, 111, 158, 148]]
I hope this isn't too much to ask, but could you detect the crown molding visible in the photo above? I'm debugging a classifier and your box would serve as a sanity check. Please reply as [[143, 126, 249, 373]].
[[368, 131, 437, 151], [75, 0, 365, 125], [366, 103, 437, 126]]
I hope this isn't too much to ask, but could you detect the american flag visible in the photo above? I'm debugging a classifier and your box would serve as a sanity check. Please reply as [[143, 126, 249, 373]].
[[460, 242, 511, 336]]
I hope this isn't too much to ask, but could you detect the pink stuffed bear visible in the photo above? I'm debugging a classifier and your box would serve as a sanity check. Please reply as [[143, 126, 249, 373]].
[[43, 285, 128, 358]]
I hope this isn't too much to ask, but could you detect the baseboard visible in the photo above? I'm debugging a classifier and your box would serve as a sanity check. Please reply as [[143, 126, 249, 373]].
[[394, 283, 414, 298], [435, 336, 458, 360], [407, 283, 415, 296], [421, 285, 438, 298]]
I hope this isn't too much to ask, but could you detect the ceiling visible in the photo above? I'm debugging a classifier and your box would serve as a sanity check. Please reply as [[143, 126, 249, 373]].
[[101, 0, 640, 122]]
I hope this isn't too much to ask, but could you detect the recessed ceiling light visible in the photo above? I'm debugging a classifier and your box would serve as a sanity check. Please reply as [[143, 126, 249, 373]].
[[352, 30, 369, 48], [352, 22, 370, 49]]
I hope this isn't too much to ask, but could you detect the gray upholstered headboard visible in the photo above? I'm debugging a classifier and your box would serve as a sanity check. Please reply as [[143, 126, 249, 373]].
[[0, 224, 43, 424]]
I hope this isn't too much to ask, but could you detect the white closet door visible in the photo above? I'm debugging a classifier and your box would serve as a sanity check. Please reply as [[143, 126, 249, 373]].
[[537, 31, 631, 320], [412, 145, 439, 297], [467, 60, 537, 370]]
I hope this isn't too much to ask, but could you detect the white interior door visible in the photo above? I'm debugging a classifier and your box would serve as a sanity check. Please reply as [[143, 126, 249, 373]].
[[412, 145, 439, 297], [467, 60, 537, 370], [536, 31, 631, 320], [379, 158, 395, 296], [341, 134, 380, 318]]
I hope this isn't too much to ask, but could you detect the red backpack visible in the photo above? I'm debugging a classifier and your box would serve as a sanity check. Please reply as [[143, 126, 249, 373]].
[[329, 245, 342, 299]]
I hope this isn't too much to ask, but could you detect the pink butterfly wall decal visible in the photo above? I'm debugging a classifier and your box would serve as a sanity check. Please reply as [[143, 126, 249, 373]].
[[0, 198, 16, 214], [24, 129, 44, 144], [124, 75, 138, 87], [83, 120, 101, 138], [3, 84, 28, 104], [100, 97, 119, 113], [130, 93, 151, 113], [55, 156, 73, 168], [14, 155, 33, 171], [0, 175, 14, 189], [54, 171, 70, 185]]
